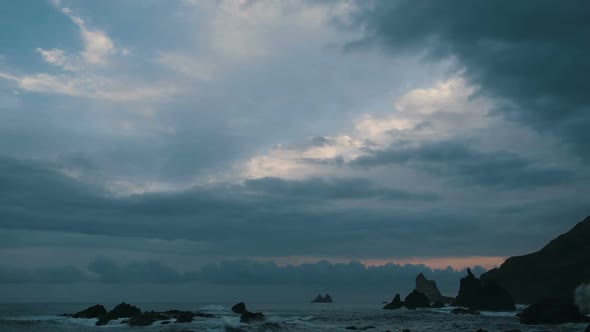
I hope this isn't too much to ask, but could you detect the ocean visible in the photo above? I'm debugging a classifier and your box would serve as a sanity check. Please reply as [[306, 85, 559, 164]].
[[0, 302, 587, 332]]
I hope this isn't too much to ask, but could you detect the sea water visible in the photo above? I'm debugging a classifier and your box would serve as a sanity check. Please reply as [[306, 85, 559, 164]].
[[0, 302, 587, 332]]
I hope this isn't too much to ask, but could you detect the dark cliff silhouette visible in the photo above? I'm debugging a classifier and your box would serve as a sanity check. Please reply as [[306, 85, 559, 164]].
[[482, 215, 590, 304]]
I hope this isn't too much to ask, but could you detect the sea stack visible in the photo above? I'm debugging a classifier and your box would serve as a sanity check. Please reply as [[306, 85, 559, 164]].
[[415, 273, 443, 303], [383, 294, 404, 310], [455, 269, 515, 311]]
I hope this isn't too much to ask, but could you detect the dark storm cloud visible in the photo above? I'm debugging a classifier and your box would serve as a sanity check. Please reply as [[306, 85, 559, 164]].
[[244, 177, 438, 201], [352, 0, 590, 158], [0, 257, 486, 295], [2, 156, 473, 258], [350, 140, 574, 189]]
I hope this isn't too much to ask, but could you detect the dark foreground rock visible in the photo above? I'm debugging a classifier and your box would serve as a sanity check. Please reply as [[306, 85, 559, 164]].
[[431, 301, 445, 308], [231, 302, 247, 314], [585, 324, 590, 332], [65, 303, 214, 327], [404, 290, 430, 309], [231, 302, 265, 324], [518, 296, 590, 324], [96, 302, 141, 326], [69, 304, 107, 318], [415, 273, 443, 303], [455, 269, 515, 311], [482, 215, 590, 304], [383, 294, 404, 310], [311, 294, 333, 303]]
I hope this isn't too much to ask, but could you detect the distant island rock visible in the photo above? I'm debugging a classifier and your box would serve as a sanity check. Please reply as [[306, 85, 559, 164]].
[[383, 294, 404, 310], [481, 215, 590, 304], [455, 268, 515, 311], [63, 303, 214, 326], [311, 294, 333, 303]]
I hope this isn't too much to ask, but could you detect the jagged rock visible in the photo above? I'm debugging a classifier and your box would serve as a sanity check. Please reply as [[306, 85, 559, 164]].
[[455, 269, 515, 311], [240, 311, 265, 323], [69, 304, 107, 318], [519, 296, 590, 324], [451, 308, 480, 315], [482, 216, 590, 304], [311, 294, 333, 303], [404, 290, 430, 309], [383, 293, 404, 310], [415, 273, 443, 303], [231, 302, 247, 314], [128, 311, 169, 326], [96, 302, 141, 326]]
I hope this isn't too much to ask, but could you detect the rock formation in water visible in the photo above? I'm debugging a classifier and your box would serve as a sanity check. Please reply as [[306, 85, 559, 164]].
[[518, 296, 590, 324], [311, 294, 333, 303], [96, 302, 141, 326], [231, 302, 247, 314], [482, 215, 590, 304], [67, 304, 107, 318], [415, 273, 443, 303], [404, 290, 431, 309], [230, 302, 265, 324], [63, 303, 214, 326], [383, 293, 404, 310], [455, 269, 515, 311]]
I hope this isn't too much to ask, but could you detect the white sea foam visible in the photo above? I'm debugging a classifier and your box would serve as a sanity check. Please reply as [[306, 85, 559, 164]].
[[575, 283, 590, 314]]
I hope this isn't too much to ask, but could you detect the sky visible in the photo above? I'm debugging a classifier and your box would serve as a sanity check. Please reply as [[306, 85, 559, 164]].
[[0, 0, 589, 303]]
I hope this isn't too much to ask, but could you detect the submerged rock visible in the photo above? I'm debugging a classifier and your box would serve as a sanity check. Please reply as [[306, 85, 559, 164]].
[[415, 273, 443, 303], [69, 304, 107, 318], [431, 301, 445, 308], [128, 311, 169, 326], [451, 308, 480, 315], [519, 296, 589, 324], [404, 290, 430, 309], [96, 302, 141, 326], [240, 311, 265, 323], [455, 269, 515, 311], [383, 293, 404, 310]]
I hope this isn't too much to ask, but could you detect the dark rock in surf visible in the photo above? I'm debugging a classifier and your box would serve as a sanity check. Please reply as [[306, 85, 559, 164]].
[[128, 311, 169, 326], [96, 302, 141, 326], [231, 302, 247, 314], [451, 307, 480, 315], [69, 304, 107, 318], [383, 293, 404, 310], [519, 296, 589, 324], [431, 301, 445, 308], [404, 290, 430, 309], [240, 311, 265, 323]]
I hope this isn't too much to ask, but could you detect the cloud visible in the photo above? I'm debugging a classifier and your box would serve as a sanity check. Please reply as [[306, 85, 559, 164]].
[[0, 257, 487, 296], [350, 140, 574, 190], [351, 0, 590, 159], [58, 5, 116, 65]]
